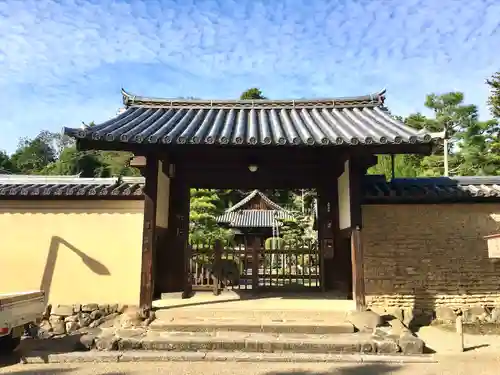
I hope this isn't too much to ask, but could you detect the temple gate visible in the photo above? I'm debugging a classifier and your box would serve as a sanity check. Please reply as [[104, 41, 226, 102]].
[[64, 88, 442, 311]]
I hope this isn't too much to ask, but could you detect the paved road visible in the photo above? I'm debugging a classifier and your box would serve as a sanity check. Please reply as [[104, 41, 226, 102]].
[[2, 357, 500, 375]]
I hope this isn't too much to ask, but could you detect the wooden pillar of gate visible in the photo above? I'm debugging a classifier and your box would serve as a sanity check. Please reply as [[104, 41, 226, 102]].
[[166, 164, 191, 297], [351, 226, 366, 310], [348, 159, 366, 311], [136, 154, 159, 310], [251, 237, 260, 291], [317, 169, 340, 293]]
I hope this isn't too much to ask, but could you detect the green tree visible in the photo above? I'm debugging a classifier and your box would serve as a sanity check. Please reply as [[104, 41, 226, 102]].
[[10, 134, 56, 174], [278, 212, 314, 243], [8, 123, 140, 177], [41, 147, 108, 177], [240, 88, 267, 100], [423, 92, 478, 176], [487, 72, 500, 119], [368, 155, 419, 179], [455, 118, 500, 175], [0, 150, 17, 174], [189, 189, 233, 243]]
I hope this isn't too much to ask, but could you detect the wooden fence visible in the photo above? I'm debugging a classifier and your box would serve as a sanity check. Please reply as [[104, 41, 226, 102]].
[[187, 238, 321, 294]]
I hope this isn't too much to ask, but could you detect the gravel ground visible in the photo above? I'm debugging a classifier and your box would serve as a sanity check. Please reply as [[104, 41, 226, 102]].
[[1, 357, 500, 375]]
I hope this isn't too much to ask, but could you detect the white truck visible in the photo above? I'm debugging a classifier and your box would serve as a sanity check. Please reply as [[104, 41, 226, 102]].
[[0, 291, 45, 353]]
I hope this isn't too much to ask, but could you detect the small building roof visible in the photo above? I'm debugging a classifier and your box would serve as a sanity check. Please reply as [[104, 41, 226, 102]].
[[216, 189, 294, 228], [63, 89, 443, 147], [216, 210, 294, 228], [225, 189, 285, 212]]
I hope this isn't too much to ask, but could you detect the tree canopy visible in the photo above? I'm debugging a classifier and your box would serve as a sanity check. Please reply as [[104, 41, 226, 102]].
[[240, 88, 267, 100]]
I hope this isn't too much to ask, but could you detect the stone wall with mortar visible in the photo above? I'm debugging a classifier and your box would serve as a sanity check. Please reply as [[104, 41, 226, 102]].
[[362, 203, 500, 314], [38, 303, 152, 339]]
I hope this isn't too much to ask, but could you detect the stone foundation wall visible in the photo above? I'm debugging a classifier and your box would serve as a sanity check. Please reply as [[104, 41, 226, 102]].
[[39, 303, 152, 339], [362, 204, 500, 312]]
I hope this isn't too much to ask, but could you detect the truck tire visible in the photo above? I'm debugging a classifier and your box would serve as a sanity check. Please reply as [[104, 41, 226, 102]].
[[0, 333, 21, 354]]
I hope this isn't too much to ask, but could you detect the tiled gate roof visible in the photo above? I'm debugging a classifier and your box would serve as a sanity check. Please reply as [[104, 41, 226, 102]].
[[63, 89, 443, 147]]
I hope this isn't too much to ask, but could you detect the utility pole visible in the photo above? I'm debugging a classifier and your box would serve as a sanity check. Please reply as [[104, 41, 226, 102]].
[[301, 189, 305, 213], [443, 136, 449, 177]]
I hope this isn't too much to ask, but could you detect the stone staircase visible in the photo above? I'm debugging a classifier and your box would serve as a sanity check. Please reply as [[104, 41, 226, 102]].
[[18, 293, 426, 358], [133, 308, 363, 353], [105, 307, 424, 355]]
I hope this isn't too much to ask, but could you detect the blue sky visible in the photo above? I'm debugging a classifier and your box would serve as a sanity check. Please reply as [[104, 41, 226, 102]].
[[0, 0, 499, 154]]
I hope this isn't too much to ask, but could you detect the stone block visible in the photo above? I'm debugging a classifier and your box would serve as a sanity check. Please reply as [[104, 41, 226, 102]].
[[116, 307, 145, 329], [388, 319, 411, 336], [90, 309, 103, 320], [64, 315, 79, 323], [51, 304, 74, 317], [65, 321, 80, 334], [78, 334, 96, 350], [463, 306, 488, 323], [98, 304, 110, 314], [117, 337, 143, 350], [398, 333, 425, 354], [372, 335, 400, 354], [346, 310, 383, 332], [81, 304, 99, 312], [78, 312, 92, 327], [435, 306, 456, 323], [490, 307, 500, 323], [37, 320, 54, 339], [73, 304, 82, 313], [94, 335, 119, 351], [49, 316, 66, 335]]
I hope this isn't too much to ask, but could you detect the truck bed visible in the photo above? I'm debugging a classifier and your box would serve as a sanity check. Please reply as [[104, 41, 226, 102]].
[[0, 291, 45, 306], [0, 290, 46, 336]]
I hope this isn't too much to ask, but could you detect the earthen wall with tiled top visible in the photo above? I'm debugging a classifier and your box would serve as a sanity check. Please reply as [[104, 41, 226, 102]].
[[362, 204, 500, 309]]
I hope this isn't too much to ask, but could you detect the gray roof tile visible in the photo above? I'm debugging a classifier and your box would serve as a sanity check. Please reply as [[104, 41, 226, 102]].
[[63, 89, 443, 146], [216, 210, 294, 228], [226, 190, 285, 212], [0, 175, 143, 199], [363, 175, 500, 202], [2, 174, 500, 203]]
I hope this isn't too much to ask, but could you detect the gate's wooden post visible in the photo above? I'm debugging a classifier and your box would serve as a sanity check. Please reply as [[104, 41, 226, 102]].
[[351, 226, 366, 311], [213, 240, 222, 295], [251, 237, 259, 291], [179, 183, 192, 299], [138, 154, 159, 310]]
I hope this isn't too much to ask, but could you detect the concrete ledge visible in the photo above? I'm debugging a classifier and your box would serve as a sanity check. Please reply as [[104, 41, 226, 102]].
[[18, 351, 438, 364]]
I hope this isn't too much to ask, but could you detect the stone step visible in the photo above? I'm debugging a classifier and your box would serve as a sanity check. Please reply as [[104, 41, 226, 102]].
[[18, 326, 424, 357], [154, 308, 349, 322], [116, 331, 387, 354], [148, 318, 355, 335]]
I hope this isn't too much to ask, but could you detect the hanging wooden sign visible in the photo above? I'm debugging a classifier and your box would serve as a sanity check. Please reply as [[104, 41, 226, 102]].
[[484, 234, 500, 259]]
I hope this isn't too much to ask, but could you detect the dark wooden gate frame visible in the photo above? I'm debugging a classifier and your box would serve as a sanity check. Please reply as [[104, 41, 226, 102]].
[[129, 146, 380, 311], [68, 88, 439, 314], [77, 137, 434, 313]]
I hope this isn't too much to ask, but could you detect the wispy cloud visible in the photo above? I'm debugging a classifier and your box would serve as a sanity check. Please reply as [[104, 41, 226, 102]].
[[0, 0, 499, 153]]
